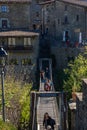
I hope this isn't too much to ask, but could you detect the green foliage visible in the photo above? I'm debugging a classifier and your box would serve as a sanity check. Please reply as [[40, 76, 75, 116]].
[[0, 119, 17, 130], [22, 58, 32, 65], [19, 84, 31, 123], [63, 55, 87, 97], [0, 74, 32, 128], [9, 59, 19, 65]]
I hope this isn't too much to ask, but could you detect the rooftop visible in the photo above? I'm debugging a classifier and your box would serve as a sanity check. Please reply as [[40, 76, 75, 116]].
[[0, 0, 31, 3], [0, 31, 39, 37], [59, 0, 87, 7], [39, 0, 55, 5]]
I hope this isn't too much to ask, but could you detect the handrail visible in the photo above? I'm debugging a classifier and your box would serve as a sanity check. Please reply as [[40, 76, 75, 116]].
[[36, 58, 60, 130], [32, 92, 37, 130]]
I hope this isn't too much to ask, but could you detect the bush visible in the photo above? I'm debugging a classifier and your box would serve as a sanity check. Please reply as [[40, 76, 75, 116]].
[[63, 55, 87, 98], [0, 119, 17, 130], [0, 71, 32, 129]]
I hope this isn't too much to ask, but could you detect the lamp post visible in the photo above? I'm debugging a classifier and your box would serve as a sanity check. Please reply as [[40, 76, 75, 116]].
[[0, 47, 8, 122]]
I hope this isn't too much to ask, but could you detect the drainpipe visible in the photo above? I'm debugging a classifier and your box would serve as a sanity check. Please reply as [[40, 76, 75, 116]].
[[42, 6, 44, 35]]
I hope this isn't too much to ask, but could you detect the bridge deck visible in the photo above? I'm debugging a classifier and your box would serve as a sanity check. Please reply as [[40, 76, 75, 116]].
[[37, 81, 59, 130]]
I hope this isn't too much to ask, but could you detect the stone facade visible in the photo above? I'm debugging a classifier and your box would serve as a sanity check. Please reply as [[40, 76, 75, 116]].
[[69, 80, 87, 130], [0, 1, 31, 30], [39, 1, 56, 35], [55, 1, 86, 42], [75, 93, 83, 130], [0, 31, 39, 79], [51, 46, 85, 69], [30, 0, 42, 31], [78, 79, 87, 130], [0, 0, 40, 82], [42, 0, 87, 42]]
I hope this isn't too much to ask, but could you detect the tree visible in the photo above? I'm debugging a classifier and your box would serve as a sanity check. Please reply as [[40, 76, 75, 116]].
[[63, 55, 87, 98], [0, 67, 32, 129]]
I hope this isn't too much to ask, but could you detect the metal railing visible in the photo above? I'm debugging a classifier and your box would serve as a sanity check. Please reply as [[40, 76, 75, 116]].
[[32, 92, 37, 130], [32, 58, 65, 130]]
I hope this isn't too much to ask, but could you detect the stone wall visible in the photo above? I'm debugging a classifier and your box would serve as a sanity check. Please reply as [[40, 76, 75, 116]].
[[42, 2, 56, 36], [51, 46, 84, 69], [55, 1, 86, 41], [71, 110, 76, 130], [0, 35, 39, 82], [7, 36, 39, 81], [76, 95, 83, 130], [0, 3, 30, 30], [43, 1, 86, 42], [81, 79, 87, 130], [75, 80, 87, 130], [30, 0, 42, 31]]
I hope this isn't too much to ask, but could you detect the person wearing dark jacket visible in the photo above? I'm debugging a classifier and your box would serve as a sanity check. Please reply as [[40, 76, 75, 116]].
[[43, 112, 55, 130]]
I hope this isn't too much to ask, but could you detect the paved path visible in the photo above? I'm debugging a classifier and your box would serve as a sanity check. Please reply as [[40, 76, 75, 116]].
[[37, 81, 59, 130]]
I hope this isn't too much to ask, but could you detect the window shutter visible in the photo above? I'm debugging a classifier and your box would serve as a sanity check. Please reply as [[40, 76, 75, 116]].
[[28, 38, 31, 45]]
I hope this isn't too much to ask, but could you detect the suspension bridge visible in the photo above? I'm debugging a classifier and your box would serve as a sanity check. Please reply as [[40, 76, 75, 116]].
[[31, 58, 68, 130]]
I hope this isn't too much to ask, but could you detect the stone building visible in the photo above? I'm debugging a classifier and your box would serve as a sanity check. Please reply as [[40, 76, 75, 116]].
[[0, 0, 39, 81], [51, 46, 85, 69], [30, 0, 42, 31], [0, 30, 39, 81], [39, 0, 87, 69], [0, 0, 31, 30], [76, 79, 87, 130], [69, 99, 76, 130], [41, 0, 87, 42], [69, 79, 87, 130], [55, 0, 86, 42], [39, 0, 55, 35]]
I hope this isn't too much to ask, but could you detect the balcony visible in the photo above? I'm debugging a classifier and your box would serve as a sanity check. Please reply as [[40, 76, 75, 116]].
[[4, 45, 33, 52]]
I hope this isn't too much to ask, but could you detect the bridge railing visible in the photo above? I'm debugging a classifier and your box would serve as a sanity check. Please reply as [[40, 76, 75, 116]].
[[31, 92, 37, 130], [35, 58, 60, 130]]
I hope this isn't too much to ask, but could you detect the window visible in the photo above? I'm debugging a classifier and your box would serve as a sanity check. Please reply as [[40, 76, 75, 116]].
[[47, 16, 50, 23], [24, 38, 31, 46], [2, 20, 8, 28], [76, 15, 79, 22], [65, 5, 67, 11], [58, 19, 60, 25], [0, 18, 10, 29], [33, 24, 36, 30], [65, 31, 69, 42], [64, 15, 68, 24], [1, 5, 8, 12], [1, 39, 5, 46], [36, 12, 39, 17], [8, 38, 15, 46]]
